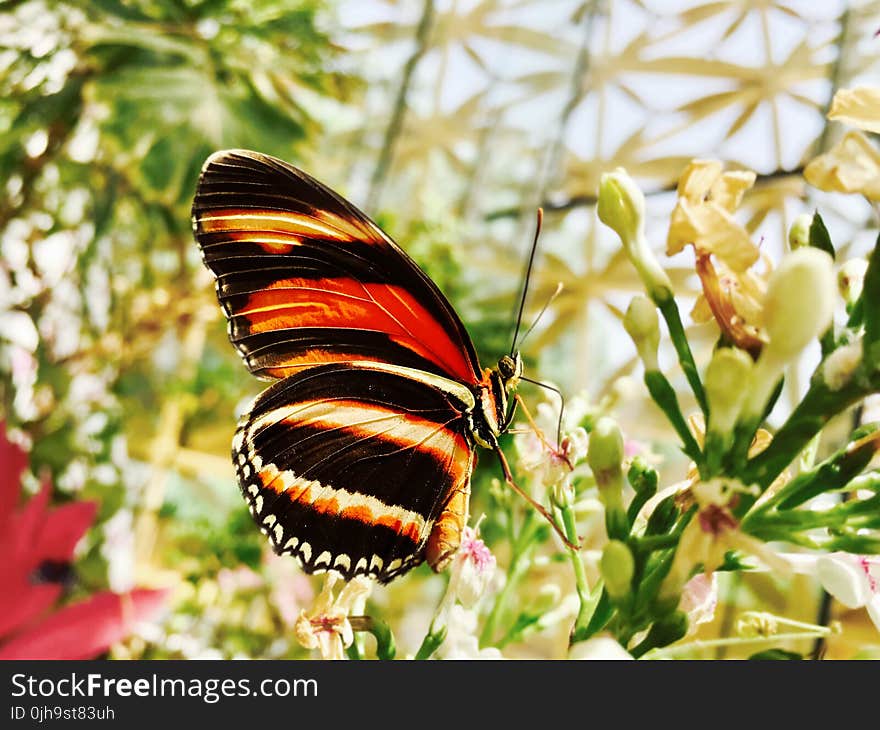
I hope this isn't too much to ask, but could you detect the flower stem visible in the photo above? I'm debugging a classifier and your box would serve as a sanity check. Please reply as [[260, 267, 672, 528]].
[[479, 510, 541, 646], [656, 296, 708, 416], [558, 501, 596, 638], [642, 630, 832, 660]]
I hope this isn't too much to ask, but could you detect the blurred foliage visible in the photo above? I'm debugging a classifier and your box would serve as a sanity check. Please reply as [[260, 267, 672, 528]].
[[1, 0, 879, 659]]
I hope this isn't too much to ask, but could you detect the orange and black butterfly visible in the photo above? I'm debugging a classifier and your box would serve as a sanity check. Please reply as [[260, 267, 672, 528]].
[[192, 150, 557, 584]]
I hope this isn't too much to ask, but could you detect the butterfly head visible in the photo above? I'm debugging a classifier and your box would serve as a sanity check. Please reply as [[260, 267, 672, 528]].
[[496, 352, 523, 391]]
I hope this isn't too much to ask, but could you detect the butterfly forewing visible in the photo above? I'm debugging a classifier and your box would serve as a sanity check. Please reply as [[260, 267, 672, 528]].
[[234, 362, 475, 583], [192, 150, 481, 384]]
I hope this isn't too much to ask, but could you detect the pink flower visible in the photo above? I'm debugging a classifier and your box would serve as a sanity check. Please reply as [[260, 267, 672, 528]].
[[0, 422, 168, 660], [449, 525, 497, 608]]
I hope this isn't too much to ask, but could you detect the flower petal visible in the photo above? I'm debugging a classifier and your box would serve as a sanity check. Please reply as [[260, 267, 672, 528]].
[[710, 170, 756, 213], [816, 553, 871, 609], [0, 583, 62, 642], [804, 131, 880, 201], [867, 595, 880, 634], [0, 588, 169, 660], [37, 500, 98, 562], [568, 635, 633, 660], [828, 86, 880, 134]]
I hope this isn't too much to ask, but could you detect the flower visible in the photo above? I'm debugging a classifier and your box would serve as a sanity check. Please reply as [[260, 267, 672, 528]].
[[294, 573, 373, 660], [447, 525, 497, 609], [816, 552, 880, 632], [0, 422, 169, 659], [805, 86, 880, 201], [514, 394, 589, 494], [667, 159, 768, 356], [667, 159, 758, 271], [660, 477, 790, 602], [568, 634, 633, 660], [827, 85, 880, 133]]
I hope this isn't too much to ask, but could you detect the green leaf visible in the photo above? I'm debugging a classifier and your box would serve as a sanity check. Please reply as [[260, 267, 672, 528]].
[[808, 211, 834, 259], [863, 233, 880, 359]]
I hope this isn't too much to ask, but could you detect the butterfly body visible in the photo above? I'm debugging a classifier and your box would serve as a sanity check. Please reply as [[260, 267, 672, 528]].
[[193, 149, 521, 583]]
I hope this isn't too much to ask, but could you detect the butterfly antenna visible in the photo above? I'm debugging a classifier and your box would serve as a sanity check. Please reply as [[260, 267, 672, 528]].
[[509, 208, 544, 356], [519, 377, 567, 448], [514, 281, 563, 352], [493, 444, 579, 550]]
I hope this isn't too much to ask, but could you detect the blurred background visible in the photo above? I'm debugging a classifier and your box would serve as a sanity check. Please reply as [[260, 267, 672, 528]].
[[1, 0, 879, 659]]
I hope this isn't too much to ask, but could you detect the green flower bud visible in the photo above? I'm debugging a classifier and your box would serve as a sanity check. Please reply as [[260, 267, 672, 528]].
[[588, 417, 628, 540], [704, 347, 753, 436], [598, 169, 673, 303], [787, 213, 812, 250], [632, 611, 689, 657], [600, 540, 635, 600], [627, 456, 658, 495], [623, 295, 660, 371]]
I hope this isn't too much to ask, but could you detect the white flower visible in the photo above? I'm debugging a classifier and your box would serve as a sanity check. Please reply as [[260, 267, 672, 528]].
[[439, 605, 503, 660], [568, 635, 633, 660], [294, 574, 373, 660], [448, 525, 497, 609], [514, 394, 589, 493], [816, 553, 880, 632]]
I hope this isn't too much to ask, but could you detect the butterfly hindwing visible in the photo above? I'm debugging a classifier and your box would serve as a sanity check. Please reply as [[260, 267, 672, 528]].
[[192, 149, 481, 384], [234, 362, 475, 583]]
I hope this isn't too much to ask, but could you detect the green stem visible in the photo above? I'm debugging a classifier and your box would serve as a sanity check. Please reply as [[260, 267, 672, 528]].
[[656, 296, 708, 415], [644, 370, 703, 467], [350, 616, 396, 660], [479, 510, 540, 646], [642, 630, 832, 660], [633, 533, 679, 553], [559, 502, 595, 637]]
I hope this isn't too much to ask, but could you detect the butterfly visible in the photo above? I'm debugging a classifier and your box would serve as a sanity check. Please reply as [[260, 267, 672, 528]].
[[192, 149, 563, 584]]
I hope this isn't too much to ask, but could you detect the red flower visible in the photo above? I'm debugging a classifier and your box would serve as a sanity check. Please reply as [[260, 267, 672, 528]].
[[0, 422, 168, 660]]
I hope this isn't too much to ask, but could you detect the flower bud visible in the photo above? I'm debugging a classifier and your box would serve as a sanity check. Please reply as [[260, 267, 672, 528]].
[[763, 248, 835, 363], [787, 213, 812, 250], [838, 258, 868, 308], [601, 540, 635, 600], [598, 169, 673, 302], [588, 417, 624, 482], [588, 417, 628, 540], [623, 295, 660, 371], [822, 340, 863, 391], [704, 347, 752, 436], [743, 248, 835, 420]]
